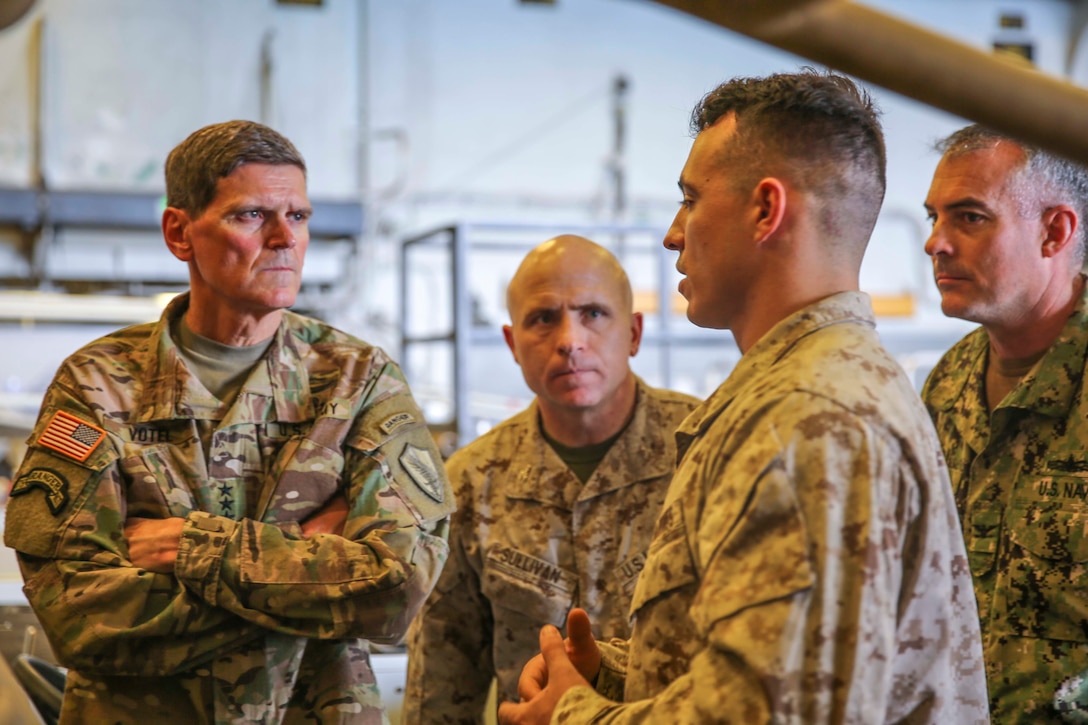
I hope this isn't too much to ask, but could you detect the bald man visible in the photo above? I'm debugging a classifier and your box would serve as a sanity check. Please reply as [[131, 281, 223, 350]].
[[403, 236, 698, 724]]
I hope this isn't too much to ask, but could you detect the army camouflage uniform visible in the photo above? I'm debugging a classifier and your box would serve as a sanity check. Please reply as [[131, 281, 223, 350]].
[[4, 293, 454, 725], [554, 292, 989, 724], [922, 279, 1088, 725], [402, 378, 698, 723]]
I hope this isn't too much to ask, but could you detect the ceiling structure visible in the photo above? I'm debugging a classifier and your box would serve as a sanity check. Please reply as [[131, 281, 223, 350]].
[[647, 0, 1088, 165]]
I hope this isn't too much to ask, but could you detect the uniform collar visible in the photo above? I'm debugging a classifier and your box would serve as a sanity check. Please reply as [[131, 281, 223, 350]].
[[925, 278, 1088, 421], [132, 292, 313, 424], [505, 377, 675, 506], [998, 279, 1088, 418], [675, 291, 876, 458], [923, 328, 986, 415], [922, 329, 991, 456], [579, 377, 675, 500]]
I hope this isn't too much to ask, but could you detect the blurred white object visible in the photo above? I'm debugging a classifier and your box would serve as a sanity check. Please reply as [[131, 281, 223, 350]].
[[372, 652, 407, 724]]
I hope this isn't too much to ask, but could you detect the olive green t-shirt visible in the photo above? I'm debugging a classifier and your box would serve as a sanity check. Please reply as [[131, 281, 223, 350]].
[[541, 422, 625, 484], [173, 315, 272, 405]]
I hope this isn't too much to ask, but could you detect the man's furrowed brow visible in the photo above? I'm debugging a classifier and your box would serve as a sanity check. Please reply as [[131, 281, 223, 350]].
[[521, 301, 557, 317], [946, 196, 993, 212]]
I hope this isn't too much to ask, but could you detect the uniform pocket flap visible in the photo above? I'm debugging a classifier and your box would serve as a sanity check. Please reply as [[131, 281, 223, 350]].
[[1008, 507, 1088, 562], [482, 545, 574, 627], [691, 465, 814, 635], [260, 436, 345, 524], [629, 500, 698, 617]]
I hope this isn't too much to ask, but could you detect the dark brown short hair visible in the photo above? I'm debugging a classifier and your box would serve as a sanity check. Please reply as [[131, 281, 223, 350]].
[[691, 68, 886, 245], [165, 120, 306, 216]]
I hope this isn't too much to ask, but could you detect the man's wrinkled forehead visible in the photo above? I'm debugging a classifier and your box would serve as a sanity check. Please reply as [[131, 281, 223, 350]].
[[511, 261, 628, 316]]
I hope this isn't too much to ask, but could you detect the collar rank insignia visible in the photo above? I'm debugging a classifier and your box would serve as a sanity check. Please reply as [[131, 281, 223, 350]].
[[38, 410, 106, 463], [400, 443, 443, 503]]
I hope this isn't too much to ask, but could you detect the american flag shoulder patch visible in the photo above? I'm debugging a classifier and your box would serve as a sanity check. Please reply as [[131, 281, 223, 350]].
[[38, 410, 106, 463]]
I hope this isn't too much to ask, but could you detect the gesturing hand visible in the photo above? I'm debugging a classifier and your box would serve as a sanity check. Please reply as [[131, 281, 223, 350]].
[[563, 608, 602, 685], [498, 608, 600, 725]]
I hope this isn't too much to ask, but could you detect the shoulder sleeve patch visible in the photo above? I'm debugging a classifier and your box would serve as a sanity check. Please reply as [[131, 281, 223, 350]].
[[381, 427, 456, 523], [348, 394, 426, 452], [4, 447, 107, 557], [380, 411, 416, 435], [400, 443, 444, 503], [10, 467, 69, 515], [37, 410, 106, 463], [345, 391, 455, 521]]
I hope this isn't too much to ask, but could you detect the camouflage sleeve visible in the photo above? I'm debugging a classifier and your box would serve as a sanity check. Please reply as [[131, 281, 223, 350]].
[[553, 401, 952, 723], [594, 639, 629, 701], [174, 388, 454, 643], [403, 491, 495, 725], [4, 382, 260, 677]]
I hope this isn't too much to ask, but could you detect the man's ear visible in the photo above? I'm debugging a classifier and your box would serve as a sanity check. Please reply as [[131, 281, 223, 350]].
[[162, 207, 193, 262], [628, 311, 644, 357], [502, 324, 519, 365], [1041, 205, 1078, 259], [752, 177, 787, 244]]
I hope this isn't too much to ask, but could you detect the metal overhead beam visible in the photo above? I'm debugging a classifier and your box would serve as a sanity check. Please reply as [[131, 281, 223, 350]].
[[0, 189, 38, 229], [0, 188, 363, 238], [646, 0, 1088, 165]]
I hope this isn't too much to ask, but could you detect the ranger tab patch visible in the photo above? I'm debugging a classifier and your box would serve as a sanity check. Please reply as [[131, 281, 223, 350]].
[[380, 411, 415, 435], [38, 410, 106, 462], [400, 443, 444, 503], [10, 468, 70, 515]]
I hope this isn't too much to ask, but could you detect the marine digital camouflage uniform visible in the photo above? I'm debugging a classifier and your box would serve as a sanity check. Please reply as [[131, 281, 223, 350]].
[[922, 279, 1088, 725], [402, 378, 697, 723], [4, 293, 454, 725], [554, 292, 989, 724]]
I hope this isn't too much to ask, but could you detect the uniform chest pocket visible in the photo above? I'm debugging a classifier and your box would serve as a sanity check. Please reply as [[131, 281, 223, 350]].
[[122, 441, 200, 518], [628, 500, 697, 619], [481, 545, 575, 627], [997, 504, 1088, 643], [964, 505, 1001, 578], [261, 436, 344, 524]]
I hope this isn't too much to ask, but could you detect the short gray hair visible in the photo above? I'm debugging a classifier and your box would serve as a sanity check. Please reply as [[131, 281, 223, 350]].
[[936, 125, 1088, 265]]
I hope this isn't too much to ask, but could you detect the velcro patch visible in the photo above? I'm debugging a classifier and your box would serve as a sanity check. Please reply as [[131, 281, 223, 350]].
[[1046, 456, 1088, 474], [399, 443, 444, 503], [38, 410, 105, 463], [10, 468, 70, 515], [379, 411, 415, 435], [487, 545, 577, 593], [617, 551, 647, 596]]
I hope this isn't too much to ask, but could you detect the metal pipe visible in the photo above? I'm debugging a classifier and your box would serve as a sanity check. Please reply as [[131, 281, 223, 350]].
[[646, 0, 1088, 164], [451, 224, 472, 448], [28, 16, 44, 189], [259, 29, 275, 126], [611, 74, 629, 226]]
